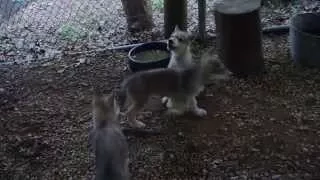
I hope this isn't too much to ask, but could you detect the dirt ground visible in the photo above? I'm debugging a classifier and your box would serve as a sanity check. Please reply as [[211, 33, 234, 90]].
[[1, 35, 320, 179]]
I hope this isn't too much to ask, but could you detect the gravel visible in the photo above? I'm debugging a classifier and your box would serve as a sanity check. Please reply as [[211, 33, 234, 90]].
[[1, 33, 320, 179]]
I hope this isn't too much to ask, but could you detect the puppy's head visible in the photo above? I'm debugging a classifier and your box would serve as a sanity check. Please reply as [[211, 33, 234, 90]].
[[167, 25, 192, 54], [92, 93, 120, 128]]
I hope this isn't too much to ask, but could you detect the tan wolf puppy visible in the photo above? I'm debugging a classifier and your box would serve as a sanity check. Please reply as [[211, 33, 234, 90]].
[[163, 26, 232, 114], [167, 25, 194, 69], [89, 93, 130, 180], [118, 51, 229, 128]]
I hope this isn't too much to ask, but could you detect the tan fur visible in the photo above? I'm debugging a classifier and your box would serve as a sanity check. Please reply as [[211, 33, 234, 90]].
[[162, 26, 195, 112], [167, 25, 194, 69], [163, 27, 232, 113]]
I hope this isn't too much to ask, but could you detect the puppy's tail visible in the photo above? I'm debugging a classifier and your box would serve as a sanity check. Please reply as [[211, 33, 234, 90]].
[[117, 82, 128, 111], [197, 49, 216, 84], [199, 49, 213, 69]]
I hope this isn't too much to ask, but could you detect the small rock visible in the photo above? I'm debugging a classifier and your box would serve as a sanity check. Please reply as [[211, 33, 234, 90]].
[[202, 168, 208, 175], [272, 175, 281, 179], [270, 117, 276, 121], [169, 153, 174, 159], [80, 82, 89, 87], [138, 168, 145, 173], [178, 166, 184, 172]]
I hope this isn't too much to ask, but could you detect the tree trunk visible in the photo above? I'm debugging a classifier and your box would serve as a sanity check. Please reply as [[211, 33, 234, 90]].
[[214, 0, 264, 76], [164, 0, 187, 38], [198, 0, 206, 41], [121, 0, 153, 32]]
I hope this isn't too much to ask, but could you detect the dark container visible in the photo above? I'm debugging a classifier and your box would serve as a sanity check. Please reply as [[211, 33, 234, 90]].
[[289, 13, 320, 68], [128, 41, 170, 72]]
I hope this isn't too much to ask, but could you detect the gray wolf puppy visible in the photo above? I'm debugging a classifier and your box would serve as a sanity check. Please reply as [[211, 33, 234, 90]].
[[161, 25, 195, 111], [118, 52, 224, 128], [90, 93, 130, 180]]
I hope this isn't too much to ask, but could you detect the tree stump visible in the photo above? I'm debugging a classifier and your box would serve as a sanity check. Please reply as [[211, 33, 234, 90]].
[[214, 0, 264, 76], [121, 0, 154, 32], [164, 0, 187, 38]]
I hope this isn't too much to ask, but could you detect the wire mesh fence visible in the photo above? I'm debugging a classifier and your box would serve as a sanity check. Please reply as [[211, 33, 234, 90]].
[[0, 0, 318, 65]]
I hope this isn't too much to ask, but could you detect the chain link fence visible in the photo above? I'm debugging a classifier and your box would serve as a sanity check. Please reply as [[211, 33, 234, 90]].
[[0, 0, 318, 65]]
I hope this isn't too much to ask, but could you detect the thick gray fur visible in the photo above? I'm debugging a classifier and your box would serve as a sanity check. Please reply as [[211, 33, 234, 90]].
[[90, 94, 130, 180]]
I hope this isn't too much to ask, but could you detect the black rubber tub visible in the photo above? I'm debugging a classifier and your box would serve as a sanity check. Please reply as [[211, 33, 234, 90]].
[[289, 12, 320, 68], [128, 41, 170, 72]]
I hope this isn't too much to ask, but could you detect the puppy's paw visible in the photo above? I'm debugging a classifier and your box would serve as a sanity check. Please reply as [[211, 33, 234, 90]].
[[193, 108, 207, 117], [129, 120, 146, 128], [199, 85, 205, 93], [161, 97, 169, 104], [166, 108, 184, 117], [166, 99, 173, 109]]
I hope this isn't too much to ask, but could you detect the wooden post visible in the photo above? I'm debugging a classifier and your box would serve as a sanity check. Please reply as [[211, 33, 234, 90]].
[[164, 0, 187, 38], [121, 0, 153, 32], [198, 0, 206, 41], [214, 0, 264, 76]]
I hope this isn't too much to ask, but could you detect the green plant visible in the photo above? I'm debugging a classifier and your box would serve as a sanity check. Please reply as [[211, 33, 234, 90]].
[[152, 0, 164, 11], [57, 24, 87, 41]]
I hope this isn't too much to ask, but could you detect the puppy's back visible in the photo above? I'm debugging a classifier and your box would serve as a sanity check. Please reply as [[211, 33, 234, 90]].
[[94, 126, 129, 180], [91, 94, 129, 180], [121, 68, 183, 96]]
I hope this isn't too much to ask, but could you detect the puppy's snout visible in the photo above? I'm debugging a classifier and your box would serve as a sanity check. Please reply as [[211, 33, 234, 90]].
[[227, 70, 233, 76], [167, 39, 176, 50]]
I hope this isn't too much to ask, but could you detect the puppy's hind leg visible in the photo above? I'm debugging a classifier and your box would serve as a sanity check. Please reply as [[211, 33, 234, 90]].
[[188, 96, 207, 117], [165, 97, 185, 116]]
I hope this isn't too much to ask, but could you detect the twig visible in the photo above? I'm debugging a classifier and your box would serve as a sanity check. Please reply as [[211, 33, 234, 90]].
[[64, 40, 168, 56], [122, 128, 163, 137], [63, 25, 290, 56], [262, 25, 289, 35]]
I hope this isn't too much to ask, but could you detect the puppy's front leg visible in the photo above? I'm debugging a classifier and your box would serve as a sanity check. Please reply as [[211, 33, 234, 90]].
[[126, 104, 146, 128], [188, 96, 207, 117], [161, 96, 170, 107], [199, 85, 205, 93]]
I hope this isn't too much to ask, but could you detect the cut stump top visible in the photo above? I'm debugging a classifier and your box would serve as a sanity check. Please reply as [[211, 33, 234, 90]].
[[214, 0, 261, 15]]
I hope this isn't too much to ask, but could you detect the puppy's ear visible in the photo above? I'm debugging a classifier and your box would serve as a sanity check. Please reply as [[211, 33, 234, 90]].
[[103, 93, 114, 107], [187, 31, 193, 41], [92, 93, 102, 108], [108, 91, 120, 113], [113, 96, 120, 114], [174, 25, 180, 32]]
